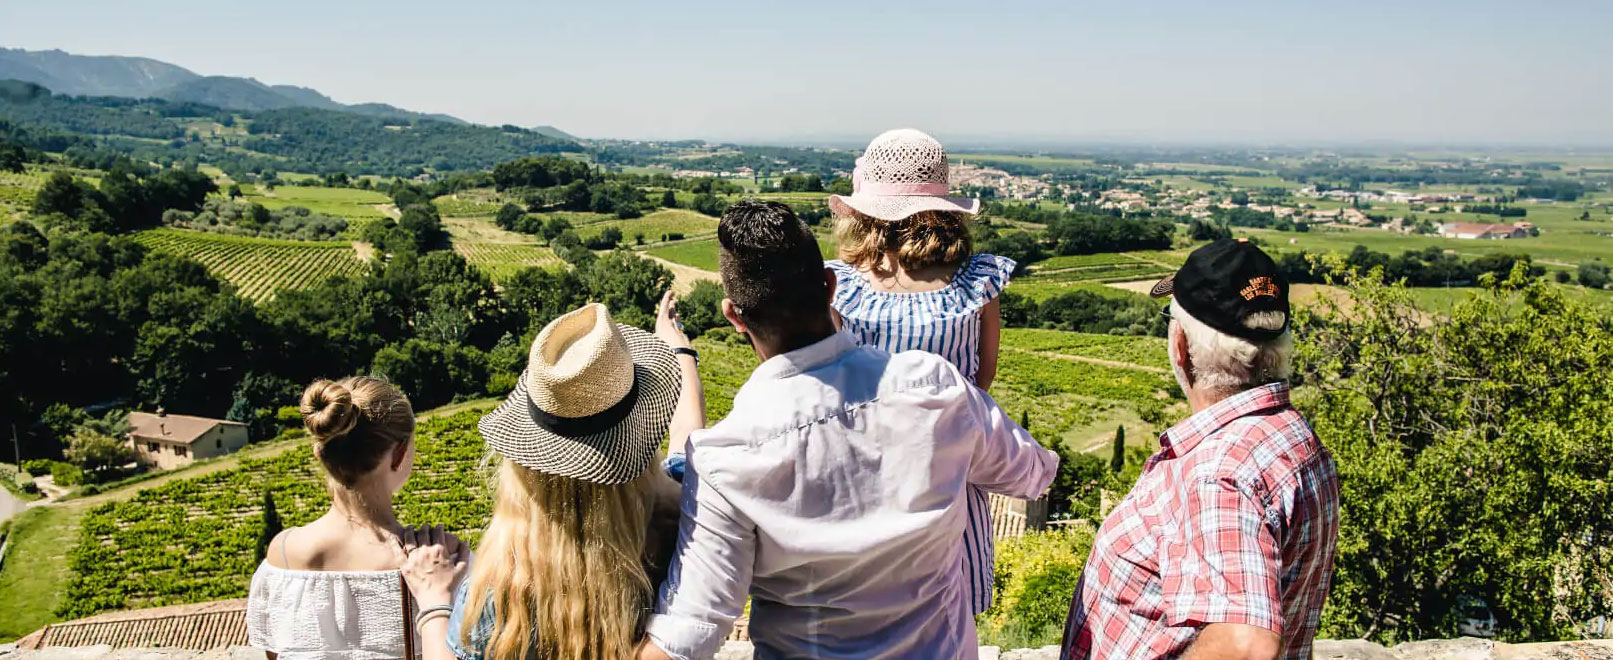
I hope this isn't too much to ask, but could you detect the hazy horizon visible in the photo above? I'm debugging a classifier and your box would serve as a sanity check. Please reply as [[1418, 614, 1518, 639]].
[[4, 0, 1611, 148]]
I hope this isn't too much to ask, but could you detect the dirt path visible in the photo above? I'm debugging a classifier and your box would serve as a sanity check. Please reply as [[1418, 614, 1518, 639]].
[[644, 254, 719, 296], [374, 203, 400, 220], [1000, 346, 1168, 374], [352, 241, 375, 262]]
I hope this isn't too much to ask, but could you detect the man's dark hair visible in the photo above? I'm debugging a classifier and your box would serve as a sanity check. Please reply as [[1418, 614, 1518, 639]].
[[717, 200, 831, 339]]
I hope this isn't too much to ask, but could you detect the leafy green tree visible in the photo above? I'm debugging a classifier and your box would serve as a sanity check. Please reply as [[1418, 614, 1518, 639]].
[[64, 429, 134, 481], [370, 339, 490, 410], [1298, 264, 1613, 643], [661, 190, 677, 208], [501, 267, 590, 334], [691, 192, 727, 218], [540, 217, 573, 244], [676, 281, 726, 338], [1577, 260, 1609, 288], [580, 250, 672, 329], [826, 177, 853, 195], [495, 203, 524, 230]]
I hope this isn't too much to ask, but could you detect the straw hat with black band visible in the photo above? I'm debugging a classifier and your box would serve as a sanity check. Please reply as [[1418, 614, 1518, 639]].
[[478, 303, 680, 485]]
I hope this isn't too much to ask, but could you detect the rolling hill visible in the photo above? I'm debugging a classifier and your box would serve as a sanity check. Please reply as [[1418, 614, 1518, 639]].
[[0, 47, 464, 124]]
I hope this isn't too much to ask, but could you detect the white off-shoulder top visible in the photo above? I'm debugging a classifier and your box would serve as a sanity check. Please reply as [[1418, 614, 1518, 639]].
[[246, 561, 419, 660]]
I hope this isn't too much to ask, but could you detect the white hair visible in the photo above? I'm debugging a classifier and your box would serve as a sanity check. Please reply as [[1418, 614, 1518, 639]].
[[1170, 298, 1294, 395]]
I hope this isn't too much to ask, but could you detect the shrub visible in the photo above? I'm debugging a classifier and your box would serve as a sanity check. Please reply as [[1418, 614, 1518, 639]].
[[51, 461, 84, 486], [984, 528, 1095, 638]]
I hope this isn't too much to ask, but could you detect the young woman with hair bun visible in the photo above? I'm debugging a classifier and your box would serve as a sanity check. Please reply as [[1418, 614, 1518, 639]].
[[246, 376, 464, 660]]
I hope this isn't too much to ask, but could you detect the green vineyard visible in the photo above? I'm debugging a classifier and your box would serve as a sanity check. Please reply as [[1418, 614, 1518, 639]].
[[133, 229, 368, 303], [453, 242, 564, 282]]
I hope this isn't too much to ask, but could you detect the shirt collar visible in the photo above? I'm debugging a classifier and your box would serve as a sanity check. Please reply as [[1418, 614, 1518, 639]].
[[1159, 382, 1291, 458], [751, 331, 859, 380]]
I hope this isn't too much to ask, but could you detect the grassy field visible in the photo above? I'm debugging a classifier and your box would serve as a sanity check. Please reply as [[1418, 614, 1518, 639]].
[[575, 209, 719, 243], [646, 236, 837, 272], [0, 505, 84, 641], [133, 229, 368, 303], [442, 216, 563, 282], [1241, 199, 1613, 267], [0, 167, 47, 220], [239, 185, 392, 232]]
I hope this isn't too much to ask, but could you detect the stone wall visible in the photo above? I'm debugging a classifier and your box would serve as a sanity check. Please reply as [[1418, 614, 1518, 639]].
[[6, 639, 1613, 660]]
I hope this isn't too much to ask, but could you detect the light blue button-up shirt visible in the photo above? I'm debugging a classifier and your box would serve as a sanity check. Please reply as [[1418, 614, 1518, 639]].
[[646, 331, 1059, 660]]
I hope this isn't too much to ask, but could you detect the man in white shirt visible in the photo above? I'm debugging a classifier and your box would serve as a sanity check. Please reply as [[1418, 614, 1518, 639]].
[[638, 201, 1059, 660]]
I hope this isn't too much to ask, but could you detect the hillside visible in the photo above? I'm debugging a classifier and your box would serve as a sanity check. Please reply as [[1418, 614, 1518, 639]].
[[0, 85, 581, 175], [0, 47, 465, 124], [0, 48, 193, 98]]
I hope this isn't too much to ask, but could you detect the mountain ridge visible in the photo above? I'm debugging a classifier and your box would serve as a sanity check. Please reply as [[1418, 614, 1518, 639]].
[[0, 47, 468, 126]]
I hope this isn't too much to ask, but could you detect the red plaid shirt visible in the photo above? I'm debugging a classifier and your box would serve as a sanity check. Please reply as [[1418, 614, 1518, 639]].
[[1061, 382, 1339, 660]]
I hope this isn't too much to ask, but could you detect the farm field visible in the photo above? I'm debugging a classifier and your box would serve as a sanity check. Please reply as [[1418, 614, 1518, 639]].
[[0, 168, 42, 219], [574, 209, 719, 243], [646, 236, 837, 272], [238, 185, 392, 230], [36, 328, 1173, 625], [442, 216, 562, 282], [454, 242, 562, 281], [1240, 201, 1613, 266], [133, 229, 367, 303], [433, 190, 505, 216]]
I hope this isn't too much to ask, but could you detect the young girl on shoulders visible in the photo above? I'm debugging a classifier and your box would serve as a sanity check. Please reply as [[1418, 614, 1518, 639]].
[[826, 128, 1017, 616]]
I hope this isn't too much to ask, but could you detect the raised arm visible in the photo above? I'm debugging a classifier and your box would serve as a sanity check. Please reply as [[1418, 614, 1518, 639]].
[[657, 291, 706, 455], [965, 383, 1058, 499], [640, 453, 757, 660]]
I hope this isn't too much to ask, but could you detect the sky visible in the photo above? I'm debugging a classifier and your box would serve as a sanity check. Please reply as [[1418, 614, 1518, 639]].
[[3, 0, 1611, 147]]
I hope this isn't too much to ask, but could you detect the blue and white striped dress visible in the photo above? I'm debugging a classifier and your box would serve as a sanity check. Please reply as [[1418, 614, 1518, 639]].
[[827, 252, 1017, 615]]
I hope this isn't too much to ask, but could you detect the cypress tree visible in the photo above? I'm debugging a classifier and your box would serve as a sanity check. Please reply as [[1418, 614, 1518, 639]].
[[1020, 410, 1031, 433], [256, 491, 283, 564], [1109, 425, 1126, 473]]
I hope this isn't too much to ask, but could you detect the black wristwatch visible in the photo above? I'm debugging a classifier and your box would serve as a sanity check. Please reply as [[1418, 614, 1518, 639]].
[[672, 347, 699, 365]]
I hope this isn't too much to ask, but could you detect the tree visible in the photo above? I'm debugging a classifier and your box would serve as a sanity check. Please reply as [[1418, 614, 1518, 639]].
[[1298, 263, 1613, 643], [1577, 260, 1609, 289], [228, 184, 242, 199], [692, 192, 727, 217], [660, 190, 677, 209], [256, 491, 283, 564], [677, 281, 726, 338], [370, 339, 490, 410], [64, 429, 134, 481], [1109, 425, 1125, 473], [540, 217, 574, 244], [495, 203, 524, 230]]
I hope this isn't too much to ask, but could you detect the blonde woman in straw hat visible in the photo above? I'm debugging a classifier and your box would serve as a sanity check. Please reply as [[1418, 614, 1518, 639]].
[[400, 294, 705, 660], [826, 128, 1018, 618]]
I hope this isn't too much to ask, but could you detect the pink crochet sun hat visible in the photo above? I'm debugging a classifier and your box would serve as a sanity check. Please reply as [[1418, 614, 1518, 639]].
[[828, 128, 981, 222]]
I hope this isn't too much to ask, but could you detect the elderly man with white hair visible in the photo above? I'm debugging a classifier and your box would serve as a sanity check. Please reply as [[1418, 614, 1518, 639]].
[[1060, 238, 1340, 660]]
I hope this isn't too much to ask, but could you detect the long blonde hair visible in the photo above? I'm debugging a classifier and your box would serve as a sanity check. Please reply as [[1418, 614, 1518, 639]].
[[461, 457, 658, 660]]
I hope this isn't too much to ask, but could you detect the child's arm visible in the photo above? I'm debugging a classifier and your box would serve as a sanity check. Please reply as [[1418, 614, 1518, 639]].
[[975, 297, 1001, 391]]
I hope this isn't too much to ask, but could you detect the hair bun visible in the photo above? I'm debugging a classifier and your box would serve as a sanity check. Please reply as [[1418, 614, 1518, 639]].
[[301, 380, 360, 444]]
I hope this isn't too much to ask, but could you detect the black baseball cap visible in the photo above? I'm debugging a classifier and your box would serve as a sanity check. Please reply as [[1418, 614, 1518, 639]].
[[1149, 238, 1290, 342]]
